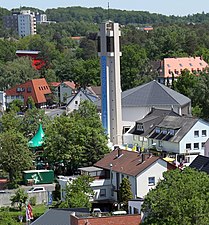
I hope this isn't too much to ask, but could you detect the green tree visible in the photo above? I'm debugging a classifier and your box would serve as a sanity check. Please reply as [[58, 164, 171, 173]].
[[118, 178, 133, 211], [8, 99, 24, 112], [44, 100, 109, 173], [0, 57, 39, 90], [142, 167, 209, 225], [10, 188, 28, 211], [0, 111, 22, 132], [63, 174, 94, 208], [0, 130, 33, 185]]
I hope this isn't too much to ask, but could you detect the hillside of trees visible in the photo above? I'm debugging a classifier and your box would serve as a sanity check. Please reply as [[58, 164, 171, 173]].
[[1, 6, 209, 118]]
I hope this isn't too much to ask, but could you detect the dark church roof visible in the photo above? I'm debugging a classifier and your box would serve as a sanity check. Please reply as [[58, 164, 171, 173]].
[[122, 80, 191, 107]]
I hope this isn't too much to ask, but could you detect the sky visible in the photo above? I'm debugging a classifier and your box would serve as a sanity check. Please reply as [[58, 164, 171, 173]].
[[1, 0, 209, 16]]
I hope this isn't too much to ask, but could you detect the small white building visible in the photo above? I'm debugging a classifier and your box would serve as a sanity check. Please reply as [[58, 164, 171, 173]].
[[66, 89, 100, 114], [57, 149, 175, 204], [95, 149, 175, 199]]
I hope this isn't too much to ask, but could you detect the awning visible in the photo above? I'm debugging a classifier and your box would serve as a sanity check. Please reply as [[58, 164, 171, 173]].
[[28, 124, 45, 148]]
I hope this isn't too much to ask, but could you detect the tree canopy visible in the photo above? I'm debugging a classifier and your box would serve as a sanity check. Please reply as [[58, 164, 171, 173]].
[[142, 167, 209, 225], [62, 174, 94, 209], [44, 100, 109, 174]]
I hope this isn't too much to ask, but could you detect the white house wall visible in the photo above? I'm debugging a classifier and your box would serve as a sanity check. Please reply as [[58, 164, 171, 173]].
[[179, 120, 209, 157], [136, 159, 167, 198], [66, 92, 89, 114]]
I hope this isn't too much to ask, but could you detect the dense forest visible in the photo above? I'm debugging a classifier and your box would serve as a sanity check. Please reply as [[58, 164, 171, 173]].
[[1, 6, 209, 118]]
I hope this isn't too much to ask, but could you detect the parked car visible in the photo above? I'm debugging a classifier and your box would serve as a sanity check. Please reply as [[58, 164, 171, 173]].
[[27, 186, 46, 193]]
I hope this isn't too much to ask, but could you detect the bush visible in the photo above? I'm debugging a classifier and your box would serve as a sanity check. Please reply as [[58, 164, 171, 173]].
[[29, 196, 36, 206]]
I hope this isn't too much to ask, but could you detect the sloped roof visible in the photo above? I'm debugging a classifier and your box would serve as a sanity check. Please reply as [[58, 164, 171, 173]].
[[5, 78, 51, 104], [189, 155, 209, 174], [66, 89, 100, 107], [28, 124, 45, 148], [31, 208, 89, 225], [163, 57, 208, 78], [94, 150, 161, 177], [63, 81, 76, 89], [130, 108, 180, 136], [122, 80, 191, 107], [32, 79, 51, 103], [148, 115, 198, 143]]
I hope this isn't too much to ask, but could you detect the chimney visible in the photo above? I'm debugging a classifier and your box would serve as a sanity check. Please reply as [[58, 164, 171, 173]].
[[114, 146, 122, 158], [141, 153, 145, 163]]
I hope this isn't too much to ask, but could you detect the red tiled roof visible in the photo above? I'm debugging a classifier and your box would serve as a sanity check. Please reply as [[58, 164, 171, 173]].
[[6, 78, 51, 105], [32, 79, 51, 103], [63, 81, 76, 89], [94, 150, 160, 177], [50, 81, 76, 89], [50, 82, 61, 87], [163, 57, 208, 78]]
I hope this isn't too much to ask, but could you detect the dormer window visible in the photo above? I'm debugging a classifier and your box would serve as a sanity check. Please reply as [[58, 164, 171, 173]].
[[156, 127, 161, 134], [137, 124, 143, 131], [162, 129, 167, 134], [169, 129, 175, 136]]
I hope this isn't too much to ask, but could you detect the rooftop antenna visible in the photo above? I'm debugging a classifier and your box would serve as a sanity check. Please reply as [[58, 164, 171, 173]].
[[108, 1, 110, 21]]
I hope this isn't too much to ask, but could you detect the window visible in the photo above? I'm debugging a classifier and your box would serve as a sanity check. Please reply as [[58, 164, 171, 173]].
[[194, 143, 199, 150], [27, 87, 32, 93], [202, 130, 207, 137], [202, 142, 205, 149], [162, 129, 167, 135], [186, 143, 191, 150], [137, 124, 143, 131], [194, 131, 199, 138], [100, 189, 106, 197], [16, 87, 21, 92], [148, 177, 155, 185], [156, 127, 161, 134], [169, 129, 175, 136], [75, 101, 78, 105]]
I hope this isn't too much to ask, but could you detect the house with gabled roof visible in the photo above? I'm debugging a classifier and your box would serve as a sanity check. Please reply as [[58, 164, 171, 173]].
[[121, 80, 191, 133], [66, 89, 100, 114], [94, 149, 175, 200], [5, 78, 51, 108], [50, 81, 76, 104], [130, 110, 209, 163]]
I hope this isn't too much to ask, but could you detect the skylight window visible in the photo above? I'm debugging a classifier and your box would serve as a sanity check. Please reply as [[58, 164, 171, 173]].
[[200, 63, 203, 66], [189, 63, 193, 66], [179, 63, 183, 67], [167, 64, 171, 67]]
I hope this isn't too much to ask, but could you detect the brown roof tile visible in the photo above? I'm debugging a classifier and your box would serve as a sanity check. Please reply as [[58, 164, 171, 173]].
[[94, 150, 160, 176]]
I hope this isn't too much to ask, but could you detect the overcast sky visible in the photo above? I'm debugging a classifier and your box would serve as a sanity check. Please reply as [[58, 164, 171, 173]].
[[1, 0, 209, 16]]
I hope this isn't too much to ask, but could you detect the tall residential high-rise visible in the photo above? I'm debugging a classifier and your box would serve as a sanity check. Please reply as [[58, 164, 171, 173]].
[[18, 10, 36, 37], [98, 21, 122, 145], [3, 10, 36, 37]]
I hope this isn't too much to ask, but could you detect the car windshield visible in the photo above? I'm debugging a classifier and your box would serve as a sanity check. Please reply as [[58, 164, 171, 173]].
[[28, 188, 34, 191]]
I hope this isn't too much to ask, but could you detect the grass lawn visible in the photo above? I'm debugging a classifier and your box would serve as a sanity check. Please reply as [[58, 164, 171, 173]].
[[0, 204, 47, 224]]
